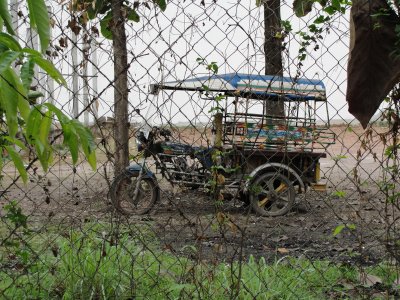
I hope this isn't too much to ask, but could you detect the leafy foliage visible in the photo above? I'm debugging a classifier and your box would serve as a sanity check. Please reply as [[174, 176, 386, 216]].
[[0, 3, 96, 182], [3, 200, 28, 229], [292, 0, 349, 17], [26, 0, 50, 52], [292, 0, 351, 77], [70, 0, 167, 40], [0, 0, 15, 35]]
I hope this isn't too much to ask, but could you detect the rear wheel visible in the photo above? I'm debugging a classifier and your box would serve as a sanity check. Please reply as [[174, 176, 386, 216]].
[[249, 172, 295, 216], [110, 172, 158, 215]]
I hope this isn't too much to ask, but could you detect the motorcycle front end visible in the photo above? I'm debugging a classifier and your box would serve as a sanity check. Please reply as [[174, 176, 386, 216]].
[[109, 128, 160, 215]]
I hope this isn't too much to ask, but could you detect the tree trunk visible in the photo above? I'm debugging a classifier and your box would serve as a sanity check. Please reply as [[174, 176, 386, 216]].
[[111, 0, 129, 175], [264, 0, 285, 118]]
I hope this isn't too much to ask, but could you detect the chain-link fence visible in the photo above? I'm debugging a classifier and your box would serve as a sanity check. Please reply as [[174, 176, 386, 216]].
[[1, 0, 400, 299]]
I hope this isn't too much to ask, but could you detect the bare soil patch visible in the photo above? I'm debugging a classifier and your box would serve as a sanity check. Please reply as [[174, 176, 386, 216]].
[[1, 124, 397, 264]]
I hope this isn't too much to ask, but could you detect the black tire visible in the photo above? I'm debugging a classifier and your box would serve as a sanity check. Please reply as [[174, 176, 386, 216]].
[[249, 172, 295, 217], [110, 171, 158, 215]]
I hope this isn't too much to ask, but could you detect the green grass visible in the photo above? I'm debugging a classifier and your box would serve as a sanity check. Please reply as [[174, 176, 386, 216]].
[[0, 222, 398, 299]]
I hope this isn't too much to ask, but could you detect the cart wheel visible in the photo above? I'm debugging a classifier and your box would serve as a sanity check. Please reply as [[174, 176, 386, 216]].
[[249, 172, 295, 216], [110, 171, 158, 215]]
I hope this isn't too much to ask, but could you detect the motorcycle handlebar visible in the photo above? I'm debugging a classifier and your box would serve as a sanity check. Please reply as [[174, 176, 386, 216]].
[[159, 128, 172, 138], [136, 127, 172, 144]]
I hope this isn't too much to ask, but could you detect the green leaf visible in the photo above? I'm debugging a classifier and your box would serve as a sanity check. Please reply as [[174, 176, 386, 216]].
[[127, 9, 140, 22], [27, 91, 44, 101], [0, 0, 15, 35], [26, 106, 43, 143], [44, 104, 78, 162], [26, 105, 52, 171], [39, 110, 52, 145], [43, 103, 96, 170], [293, 0, 314, 17], [156, 0, 167, 11], [333, 224, 345, 236], [347, 224, 356, 230], [21, 48, 41, 56], [201, 84, 210, 91], [1, 135, 26, 149], [86, 0, 110, 19], [333, 223, 356, 236], [332, 190, 346, 198], [99, 11, 113, 40], [27, 0, 50, 52], [3, 136, 26, 150], [33, 139, 45, 160], [0, 33, 22, 51], [26, 0, 35, 28], [0, 68, 19, 136], [75, 124, 96, 169], [36, 110, 53, 170], [5, 145, 27, 183], [255, 0, 262, 7], [63, 123, 79, 164], [20, 58, 35, 91], [212, 64, 218, 74], [0, 50, 19, 74], [207, 62, 219, 74], [3, 66, 30, 122], [44, 103, 69, 124], [29, 54, 66, 86], [3, 200, 28, 227]]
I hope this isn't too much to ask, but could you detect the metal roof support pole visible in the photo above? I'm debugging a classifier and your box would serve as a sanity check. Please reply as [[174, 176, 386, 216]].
[[71, 24, 79, 119], [45, 3, 54, 106], [82, 26, 90, 126], [91, 35, 99, 120]]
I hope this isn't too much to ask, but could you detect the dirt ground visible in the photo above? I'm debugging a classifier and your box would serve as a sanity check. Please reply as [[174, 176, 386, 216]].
[[1, 124, 398, 265]]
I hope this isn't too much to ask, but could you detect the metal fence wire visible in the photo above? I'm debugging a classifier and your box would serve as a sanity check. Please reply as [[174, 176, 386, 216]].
[[1, 0, 400, 299]]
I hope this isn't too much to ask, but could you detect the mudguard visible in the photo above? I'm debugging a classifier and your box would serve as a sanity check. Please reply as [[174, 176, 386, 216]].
[[126, 164, 156, 179], [244, 162, 305, 192], [124, 164, 160, 202]]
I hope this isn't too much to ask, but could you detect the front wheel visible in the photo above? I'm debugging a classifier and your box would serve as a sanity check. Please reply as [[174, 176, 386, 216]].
[[110, 171, 158, 215], [249, 172, 295, 217]]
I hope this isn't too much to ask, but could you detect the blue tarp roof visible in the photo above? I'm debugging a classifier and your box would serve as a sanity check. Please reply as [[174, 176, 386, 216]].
[[151, 73, 326, 101]]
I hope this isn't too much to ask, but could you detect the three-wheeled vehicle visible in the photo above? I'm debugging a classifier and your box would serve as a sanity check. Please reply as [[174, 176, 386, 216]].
[[110, 73, 334, 216]]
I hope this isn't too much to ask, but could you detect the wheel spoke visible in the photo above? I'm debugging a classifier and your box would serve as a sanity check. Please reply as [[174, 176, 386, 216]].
[[258, 196, 270, 207], [275, 182, 287, 193], [266, 179, 275, 192], [111, 173, 157, 215], [250, 172, 295, 216]]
